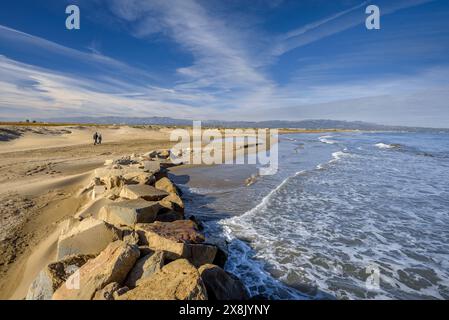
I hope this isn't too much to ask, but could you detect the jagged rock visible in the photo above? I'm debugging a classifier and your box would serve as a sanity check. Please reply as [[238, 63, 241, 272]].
[[187, 244, 218, 267], [155, 177, 178, 195], [93, 282, 129, 300], [120, 184, 168, 201], [98, 199, 162, 227], [123, 172, 155, 185], [159, 193, 184, 213], [56, 217, 122, 260], [137, 220, 205, 245], [198, 264, 249, 300], [136, 220, 216, 267], [94, 167, 151, 189], [122, 230, 140, 246], [118, 259, 207, 300], [102, 174, 125, 190], [26, 254, 93, 300], [125, 251, 166, 288], [53, 241, 140, 300], [113, 156, 136, 165]]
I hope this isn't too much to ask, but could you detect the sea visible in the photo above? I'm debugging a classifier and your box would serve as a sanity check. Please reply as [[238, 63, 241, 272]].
[[170, 131, 449, 300]]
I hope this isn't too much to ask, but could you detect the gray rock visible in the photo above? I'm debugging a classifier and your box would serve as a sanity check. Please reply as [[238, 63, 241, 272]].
[[198, 264, 249, 300], [98, 199, 163, 227], [26, 254, 93, 300], [56, 217, 122, 260]]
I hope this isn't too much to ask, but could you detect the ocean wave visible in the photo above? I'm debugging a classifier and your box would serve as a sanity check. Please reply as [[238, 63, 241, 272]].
[[319, 135, 337, 144], [375, 143, 394, 149], [221, 225, 309, 299], [226, 171, 306, 222], [374, 142, 402, 149], [329, 151, 352, 163]]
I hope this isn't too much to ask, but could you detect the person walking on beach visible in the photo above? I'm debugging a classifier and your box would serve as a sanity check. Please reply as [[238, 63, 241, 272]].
[[93, 132, 98, 145], [98, 133, 102, 145]]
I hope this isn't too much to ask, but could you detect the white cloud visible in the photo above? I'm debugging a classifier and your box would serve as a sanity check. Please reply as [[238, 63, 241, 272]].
[[1, 0, 448, 127], [107, 0, 273, 91], [0, 55, 221, 119]]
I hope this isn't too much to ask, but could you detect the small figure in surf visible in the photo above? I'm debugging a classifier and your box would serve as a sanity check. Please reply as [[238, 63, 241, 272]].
[[97, 133, 102, 145], [93, 132, 98, 145]]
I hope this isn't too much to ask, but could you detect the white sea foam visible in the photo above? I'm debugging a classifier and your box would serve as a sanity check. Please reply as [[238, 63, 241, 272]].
[[316, 163, 325, 170], [203, 132, 449, 300], [329, 150, 351, 163], [375, 143, 394, 149], [319, 135, 336, 144]]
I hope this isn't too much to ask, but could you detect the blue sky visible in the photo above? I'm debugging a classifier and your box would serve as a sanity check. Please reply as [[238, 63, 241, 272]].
[[0, 0, 448, 127]]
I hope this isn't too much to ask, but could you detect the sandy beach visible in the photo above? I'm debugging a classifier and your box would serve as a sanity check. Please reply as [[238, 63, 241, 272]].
[[0, 124, 269, 299], [0, 125, 179, 299]]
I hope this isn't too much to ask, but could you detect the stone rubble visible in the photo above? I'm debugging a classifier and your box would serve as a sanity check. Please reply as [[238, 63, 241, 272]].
[[26, 149, 247, 300]]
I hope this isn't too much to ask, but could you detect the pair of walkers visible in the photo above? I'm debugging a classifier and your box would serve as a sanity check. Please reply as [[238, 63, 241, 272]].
[[93, 132, 102, 145]]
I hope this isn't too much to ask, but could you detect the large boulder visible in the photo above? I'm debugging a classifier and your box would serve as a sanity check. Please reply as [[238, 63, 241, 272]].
[[159, 193, 184, 213], [118, 259, 207, 300], [93, 168, 126, 190], [98, 199, 162, 227], [56, 218, 122, 260], [125, 251, 166, 288], [155, 177, 178, 195], [136, 220, 204, 246], [122, 172, 155, 185], [136, 220, 216, 267], [198, 264, 249, 300], [26, 254, 94, 300], [94, 167, 153, 189], [53, 241, 140, 300], [120, 184, 168, 201]]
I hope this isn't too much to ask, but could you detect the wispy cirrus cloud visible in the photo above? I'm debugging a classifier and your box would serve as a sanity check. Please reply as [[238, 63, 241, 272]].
[[273, 0, 437, 56], [106, 0, 273, 92], [0, 55, 220, 119], [0, 24, 157, 85]]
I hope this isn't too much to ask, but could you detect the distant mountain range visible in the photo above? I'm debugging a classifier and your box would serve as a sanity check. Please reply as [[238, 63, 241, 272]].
[[2, 116, 447, 131]]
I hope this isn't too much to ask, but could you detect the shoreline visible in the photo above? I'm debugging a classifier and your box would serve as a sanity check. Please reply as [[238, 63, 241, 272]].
[[0, 125, 274, 300], [0, 125, 348, 300]]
